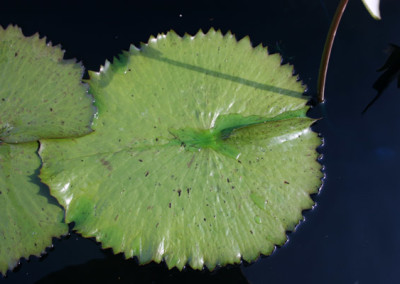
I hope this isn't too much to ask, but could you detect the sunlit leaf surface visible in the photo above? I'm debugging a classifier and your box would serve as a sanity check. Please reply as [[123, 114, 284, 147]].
[[40, 30, 323, 270], [0, 142, 67, 275], [0, 25, 94, 143], [0, 24, 94, 275]]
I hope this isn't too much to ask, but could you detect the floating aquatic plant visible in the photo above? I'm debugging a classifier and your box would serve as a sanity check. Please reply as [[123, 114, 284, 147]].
[[0, 25, 94, 275], [40, 29, 323, 270]]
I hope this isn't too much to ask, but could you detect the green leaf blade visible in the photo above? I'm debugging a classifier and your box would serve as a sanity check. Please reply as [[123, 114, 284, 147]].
[[40, 29, 323, 270], [0, 142, 67, 275], [0, 25, 95, 143]]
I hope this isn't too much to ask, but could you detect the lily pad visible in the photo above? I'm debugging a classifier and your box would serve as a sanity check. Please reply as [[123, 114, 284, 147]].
[[0, 25, 94, 143], [0, 142, 67, 275], [0, 24, 94, 275], [40, 29, 323, 270]]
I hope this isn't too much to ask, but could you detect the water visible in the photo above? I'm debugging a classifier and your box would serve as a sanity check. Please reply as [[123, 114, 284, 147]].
[[1, 0, 400, 283]]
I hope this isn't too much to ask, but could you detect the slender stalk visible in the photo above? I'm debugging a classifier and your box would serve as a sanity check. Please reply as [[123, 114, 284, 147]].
[[317, 0, 349, 103]]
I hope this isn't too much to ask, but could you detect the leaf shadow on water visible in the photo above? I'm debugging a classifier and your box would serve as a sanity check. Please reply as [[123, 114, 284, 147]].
[[35, 247, 249, 284], [362, 44, 400, 114]]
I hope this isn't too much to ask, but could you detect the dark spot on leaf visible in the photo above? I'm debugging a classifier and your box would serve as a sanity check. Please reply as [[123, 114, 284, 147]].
[[187, 188, 191, 194], [231, 186, 235, 189], [61, 121, 65, 125], [284, 181, 290, 184], [238, 160, 242, 164], [227, 178, 230, 183], [1, 98, 5, 101], [14, 52, 18, 57], [204, 218, 206, 222], [250, 230, 253, 235], [128, 69, 131, 72], [100, 159, 112, 171], [155, 138, 158, 142], [50, 108, 53, 112], [169, 203, 171, 208], [145, 171, 149, 177], [187, 155, 195, 168], [153, 126, 157, 128], [147, 206, 153, 210], [177, 189, 181, 197], [139, 159, 143, 162]]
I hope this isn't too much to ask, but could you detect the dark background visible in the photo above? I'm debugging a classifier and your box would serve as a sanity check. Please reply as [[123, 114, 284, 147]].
[[1, 0, 400, 283]]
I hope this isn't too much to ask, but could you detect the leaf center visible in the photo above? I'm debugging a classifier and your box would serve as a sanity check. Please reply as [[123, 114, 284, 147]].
[[168, 107, 309, 159]]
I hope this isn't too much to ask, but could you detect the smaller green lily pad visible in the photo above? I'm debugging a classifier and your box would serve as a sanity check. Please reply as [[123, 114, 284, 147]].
[[0, 142, 67, 275], [0, 24, 95, 275], [0, 25, 95, 143]]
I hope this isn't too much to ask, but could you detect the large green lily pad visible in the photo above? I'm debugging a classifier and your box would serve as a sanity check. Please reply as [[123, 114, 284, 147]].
[[0, 25, 94, 143], [0, 142, 67, 274], [40, 29, 323, 270]]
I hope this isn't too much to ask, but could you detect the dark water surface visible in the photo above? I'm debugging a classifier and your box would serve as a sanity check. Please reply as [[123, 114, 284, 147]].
[[1, 0, 400, 283]]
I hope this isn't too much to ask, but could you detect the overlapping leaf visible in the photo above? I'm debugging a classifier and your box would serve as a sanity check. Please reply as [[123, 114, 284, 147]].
[[0, 25, 95, 275], [0, 142, 66, 274], [0, 25, 94, 143], [40, 29, 323, 270]]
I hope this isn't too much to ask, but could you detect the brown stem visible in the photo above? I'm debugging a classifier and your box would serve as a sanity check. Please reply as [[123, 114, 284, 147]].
[[317, 0, 349, 103]]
